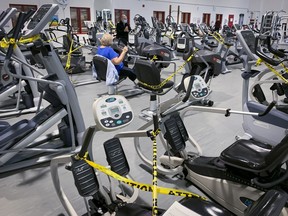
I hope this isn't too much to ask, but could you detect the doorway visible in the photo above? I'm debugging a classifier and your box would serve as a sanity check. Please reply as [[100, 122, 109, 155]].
[[202, 13, 211, 26], [239, 14, 244, 26], [228, 14, 234, 28]]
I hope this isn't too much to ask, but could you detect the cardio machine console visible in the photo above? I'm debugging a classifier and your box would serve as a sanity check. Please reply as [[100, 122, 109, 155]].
[[22, 4, 59, 39], [93, 95, 133, 131], [0, 8, 17, 29], [177, 38, 186, 50], [184, 75, 209, 99]]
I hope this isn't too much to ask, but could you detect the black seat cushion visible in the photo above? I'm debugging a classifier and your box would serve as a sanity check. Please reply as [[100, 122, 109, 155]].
[[220, 135, 288, 172], [220, 139, 272, 172], [92, 55, 108, 81], [179, 198, 233, 216]]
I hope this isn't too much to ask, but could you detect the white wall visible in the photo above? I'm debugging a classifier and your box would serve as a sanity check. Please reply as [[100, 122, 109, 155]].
[[249, 0, 288, 17], [1, 0, 288, 31], [0, 0, 95, 31], [111, 0, 250, 28]]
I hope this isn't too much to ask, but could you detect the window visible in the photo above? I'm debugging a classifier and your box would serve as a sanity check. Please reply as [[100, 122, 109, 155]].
[[181, 12, 191, 24], [153, 11, 165, 23], [115, 9, 130, 24], [70, 7, 91, 34], [9, 4, 37, 27], [202, 13, 211, 26]]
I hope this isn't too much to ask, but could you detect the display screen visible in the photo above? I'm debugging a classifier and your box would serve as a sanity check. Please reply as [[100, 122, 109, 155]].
[[105, 97, 116, 103], [194, 83, 201, 90], [110, 107, 120, 114], [178, 38, 185, 44]]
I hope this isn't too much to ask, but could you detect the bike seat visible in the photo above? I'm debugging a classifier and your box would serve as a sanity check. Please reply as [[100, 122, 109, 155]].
[[179, 198, 232, 216], [220, 135, 288, 173]]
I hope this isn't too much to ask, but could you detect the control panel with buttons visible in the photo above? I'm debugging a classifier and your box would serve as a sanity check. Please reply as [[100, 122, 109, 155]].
[[93, 95, 134, 131], [184, 75, 209, 99]]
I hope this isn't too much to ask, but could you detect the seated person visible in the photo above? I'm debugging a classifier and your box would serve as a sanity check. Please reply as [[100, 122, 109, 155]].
[[97, 33, 136, 82]]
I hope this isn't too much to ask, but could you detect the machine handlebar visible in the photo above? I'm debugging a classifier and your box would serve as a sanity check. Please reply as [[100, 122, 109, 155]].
[[266, 36, 286, 58], [78, 126, 96, 158], [255, 36, 286, 66], [6, 10, 35, 60], [6, 12, 26, 60], [258, 101, 276, 117], [182, 76, 195, 102]]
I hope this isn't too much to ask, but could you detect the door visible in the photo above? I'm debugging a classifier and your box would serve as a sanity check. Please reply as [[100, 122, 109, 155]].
[[239, 14, 244, 26], [153, 11, 165, 23], [70, 7, 91, 34], [228, 14, 234, 28], [215, 14, 223, 26], [202, 13, 211, 26], [181, 12, 191, 24]]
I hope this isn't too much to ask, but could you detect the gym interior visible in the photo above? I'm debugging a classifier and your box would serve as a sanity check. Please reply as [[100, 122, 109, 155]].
[[0, 0, 288, 215]]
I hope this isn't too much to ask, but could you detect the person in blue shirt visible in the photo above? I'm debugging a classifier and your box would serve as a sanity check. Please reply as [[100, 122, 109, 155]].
[[97, 33, 136, 81]]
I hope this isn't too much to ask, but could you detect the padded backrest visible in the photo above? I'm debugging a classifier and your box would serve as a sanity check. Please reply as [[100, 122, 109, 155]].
[[266, 134, 288, 168], [92, 55, 108, 81], [236, 30, 257, 60], [134, 59, 161, 88]]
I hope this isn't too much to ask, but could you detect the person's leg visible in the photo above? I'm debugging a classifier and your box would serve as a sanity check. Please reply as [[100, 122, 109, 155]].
[[119, 66, 137, 81]]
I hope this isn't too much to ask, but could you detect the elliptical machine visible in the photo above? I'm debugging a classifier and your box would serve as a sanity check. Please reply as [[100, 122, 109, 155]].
[[0, 4, 86, 173]]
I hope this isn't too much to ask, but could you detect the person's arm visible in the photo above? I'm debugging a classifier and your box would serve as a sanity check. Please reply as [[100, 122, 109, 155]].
[[111, 46, 128, 65]]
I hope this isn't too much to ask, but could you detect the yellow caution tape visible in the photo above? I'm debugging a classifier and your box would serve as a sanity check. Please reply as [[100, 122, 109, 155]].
[[0, 35, 41, 49], [151, 129, 160, 216], [254, 57, 288, 83], [82, 157, 207, 201], [263, 62, 288, 84]]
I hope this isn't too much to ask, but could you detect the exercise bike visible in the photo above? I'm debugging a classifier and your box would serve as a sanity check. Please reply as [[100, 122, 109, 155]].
[[235, 29, 288, 145], [51, 95, 287, 216]]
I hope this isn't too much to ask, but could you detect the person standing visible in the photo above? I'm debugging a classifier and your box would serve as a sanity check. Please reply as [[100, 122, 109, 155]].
[[214, 19, 221, 32], [116, 14, 131, 45]]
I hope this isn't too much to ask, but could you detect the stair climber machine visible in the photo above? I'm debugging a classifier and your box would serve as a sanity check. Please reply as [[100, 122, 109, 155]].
[[198, 23, 219, 49], [212, 31, 242, 74], [0, 7, 42, 117], [128, 70, 287, 215], [235, 29, 288, 145], [182, 35, 222, 86], [44, 18, 87, 74], [129, 15, 176, 68], [50, 95, 287, 216], [0, 4, 86, 174]]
